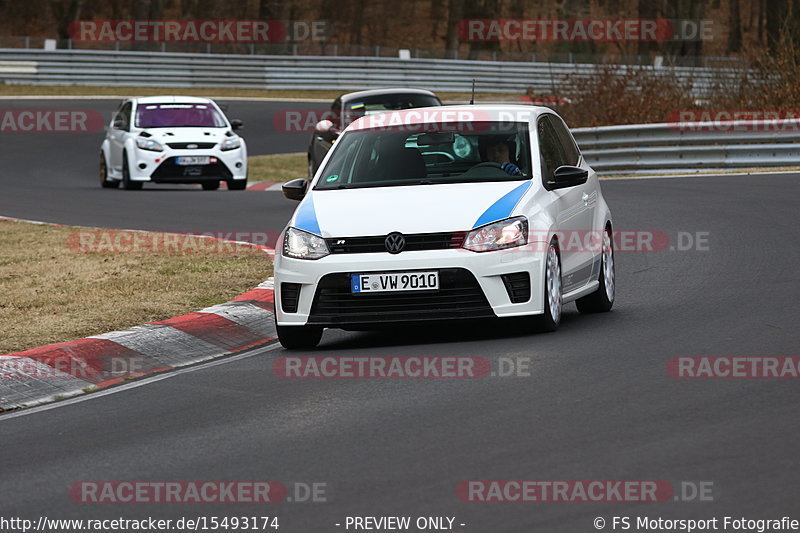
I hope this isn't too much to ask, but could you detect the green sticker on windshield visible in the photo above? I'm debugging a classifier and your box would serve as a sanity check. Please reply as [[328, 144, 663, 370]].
[[325, 174, 340, 182]]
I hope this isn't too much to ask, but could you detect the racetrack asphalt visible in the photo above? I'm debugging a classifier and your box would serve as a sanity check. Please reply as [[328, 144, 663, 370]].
[[0, 99, 798, 531]]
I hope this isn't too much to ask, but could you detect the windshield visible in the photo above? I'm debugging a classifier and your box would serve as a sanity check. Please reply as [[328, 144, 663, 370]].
[[314, 121, 531, 190], [134, 103, 227, 128], [340, 94, 441, 127]]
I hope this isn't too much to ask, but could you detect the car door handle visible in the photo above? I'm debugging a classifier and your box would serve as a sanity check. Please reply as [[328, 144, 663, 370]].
[[582, 192, 589, 206]]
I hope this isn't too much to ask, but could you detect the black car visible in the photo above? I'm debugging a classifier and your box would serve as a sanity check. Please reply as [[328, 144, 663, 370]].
[[307, 88, 442, 177]]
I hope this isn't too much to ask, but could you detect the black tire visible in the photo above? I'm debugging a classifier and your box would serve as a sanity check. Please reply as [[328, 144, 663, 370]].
[[227, 179, 247, 190], [532, 239, 562, 332], [121, 153, 142, 190], [202, 181, 220, 190], [99, 153, 118, 188], [276, 324, 323, 350], [576, 227, 615, 313]]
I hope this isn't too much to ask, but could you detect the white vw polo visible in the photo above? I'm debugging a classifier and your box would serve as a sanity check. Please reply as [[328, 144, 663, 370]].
[[274, 105, 614, 349], [99, 96, 248, 190]]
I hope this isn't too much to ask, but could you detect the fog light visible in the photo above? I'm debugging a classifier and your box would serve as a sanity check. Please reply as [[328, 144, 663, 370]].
[[138, 163, 147, 170], [235, 162, 242, 168]]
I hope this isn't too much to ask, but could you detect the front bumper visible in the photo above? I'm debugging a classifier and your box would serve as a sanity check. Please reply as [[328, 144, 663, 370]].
[[127, 149, 247, 182], [274, 246, 547, 327]]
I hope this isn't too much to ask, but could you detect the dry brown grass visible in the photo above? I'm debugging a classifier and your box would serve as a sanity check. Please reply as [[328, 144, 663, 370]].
[[0, 219, 272, 354], [248, 152, 307, 182]]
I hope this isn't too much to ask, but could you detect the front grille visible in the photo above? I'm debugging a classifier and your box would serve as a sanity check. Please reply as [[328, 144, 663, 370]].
[[308, 268, 495, 325], [150, 158, 233, 181], [326, 232, 466, 254], [281, 283, 301, 313], [501, 272, 531, 303], [166, 142, 217, 149]]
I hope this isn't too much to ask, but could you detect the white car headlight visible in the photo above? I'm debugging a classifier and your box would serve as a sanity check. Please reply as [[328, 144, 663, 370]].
[[220, 137, 241, 151], [283, 227, 330, 260], [463, 216, 528, 252], [135, 137, 164, 152]]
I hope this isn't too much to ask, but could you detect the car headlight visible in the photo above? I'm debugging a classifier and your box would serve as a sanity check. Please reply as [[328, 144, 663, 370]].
[[282, 227, 330, 260], [220, 137, 241, 151], [463, 216, 528, 252], [135, 137, 164, 152]]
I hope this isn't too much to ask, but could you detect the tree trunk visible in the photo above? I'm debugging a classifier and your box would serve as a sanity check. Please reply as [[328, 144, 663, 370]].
[[728, 0, 742, 52]]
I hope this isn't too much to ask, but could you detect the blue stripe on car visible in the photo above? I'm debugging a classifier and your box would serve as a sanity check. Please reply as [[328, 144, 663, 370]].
[[294, 196, 322, 235], [472, 181, 532, 229]]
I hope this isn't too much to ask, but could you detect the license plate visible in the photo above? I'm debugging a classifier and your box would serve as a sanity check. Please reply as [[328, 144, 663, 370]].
[[176, 156, 210, 165], [351, 271, 439, 293]]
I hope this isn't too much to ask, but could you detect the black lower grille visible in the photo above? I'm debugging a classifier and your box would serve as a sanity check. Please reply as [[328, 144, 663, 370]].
[[308, 268, 495, 325], [326, 232, 465, 254], [166, 142, 217, 149], [281, 283, 301, 313], [501, 272, 531, 303], [150, 158, 233, 181]]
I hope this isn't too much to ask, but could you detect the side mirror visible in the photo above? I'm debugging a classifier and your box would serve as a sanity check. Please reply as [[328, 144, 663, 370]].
[[548, 165, 588, 189], [230, 119, 243, 130], [282, 178, 308, 201], [315, 119, 335, 133], [113, 119, 125, 129]]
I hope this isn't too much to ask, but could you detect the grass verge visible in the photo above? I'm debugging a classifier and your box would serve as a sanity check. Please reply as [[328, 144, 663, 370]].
[[0, 83, 521, 102], [0, 219, 272, 354], [248, 153, 307, 182], [601, 166, 800, 179]]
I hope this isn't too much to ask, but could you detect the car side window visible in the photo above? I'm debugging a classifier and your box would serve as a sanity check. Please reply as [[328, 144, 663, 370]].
[[537, 116, 567, 181], [547, 115, 580, 166], [115, 102, 132, 131]]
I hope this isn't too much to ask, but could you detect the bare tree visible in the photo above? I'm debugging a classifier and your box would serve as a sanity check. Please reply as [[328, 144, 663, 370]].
[[728, 0, 742, 52]]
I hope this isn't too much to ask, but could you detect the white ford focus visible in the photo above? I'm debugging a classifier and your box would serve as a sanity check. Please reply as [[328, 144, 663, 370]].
[[274, 105, 614, 349], [99, 96, 248, 190]]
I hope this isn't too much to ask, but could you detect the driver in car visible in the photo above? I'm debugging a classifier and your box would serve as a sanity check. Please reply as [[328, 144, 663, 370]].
[[478, 135, 523, 176]]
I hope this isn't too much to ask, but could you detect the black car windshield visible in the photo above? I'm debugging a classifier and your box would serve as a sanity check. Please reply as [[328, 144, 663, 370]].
[[340, 94, 441, 126], [314, 121, 531, 190], [135, 103, 227, 128]]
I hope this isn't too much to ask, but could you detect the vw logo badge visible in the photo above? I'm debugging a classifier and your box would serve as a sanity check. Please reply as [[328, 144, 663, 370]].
[[385, 232, 406, 254]]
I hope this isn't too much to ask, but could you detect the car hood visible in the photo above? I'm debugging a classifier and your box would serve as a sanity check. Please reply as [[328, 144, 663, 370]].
[[293, 180, 532, 237], [136, 127, 231, 143]]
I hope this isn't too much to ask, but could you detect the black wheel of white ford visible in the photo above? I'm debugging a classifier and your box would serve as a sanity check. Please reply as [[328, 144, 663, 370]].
[[121, 153, 142, 190], [576, 227, 615, 313], [534, 240, 562, 332], [276, 323, 323, 350], [99, 153, 118, 188]]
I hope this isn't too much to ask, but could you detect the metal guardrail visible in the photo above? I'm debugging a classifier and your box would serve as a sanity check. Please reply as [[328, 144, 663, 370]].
[[573, 120, 800, 174], [1, 48, 787, 174], [0, 48, 741, 96]]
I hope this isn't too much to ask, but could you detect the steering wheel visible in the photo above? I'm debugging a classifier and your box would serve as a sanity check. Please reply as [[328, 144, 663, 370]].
[[472, 161, 504, 170]]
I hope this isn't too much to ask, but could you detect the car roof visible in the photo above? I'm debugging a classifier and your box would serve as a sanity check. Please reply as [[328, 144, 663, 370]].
[[340, 88, 440, 101], [347, 104, 553, 131], [131, 96, 216, 105]]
